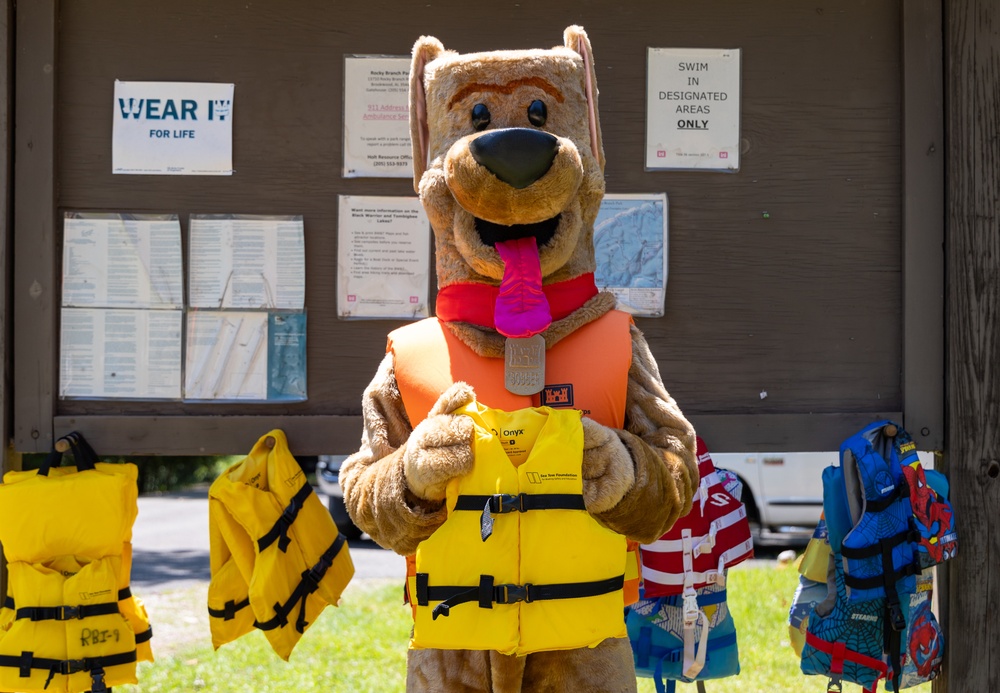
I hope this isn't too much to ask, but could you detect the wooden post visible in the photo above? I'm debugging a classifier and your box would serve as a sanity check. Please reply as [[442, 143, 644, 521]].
[[0, 0, 11, 604], [943, 1, 1000, 691]]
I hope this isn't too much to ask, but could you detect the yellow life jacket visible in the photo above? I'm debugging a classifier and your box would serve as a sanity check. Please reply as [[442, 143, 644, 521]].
[[208, 429, 355, 661], [0, 434, 151, 692], [391, 311, 643, 608], [411, 402, 627, 655]]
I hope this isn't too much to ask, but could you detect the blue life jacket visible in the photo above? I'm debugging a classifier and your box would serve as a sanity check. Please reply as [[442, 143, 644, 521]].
[[800, 421, 953, 693]]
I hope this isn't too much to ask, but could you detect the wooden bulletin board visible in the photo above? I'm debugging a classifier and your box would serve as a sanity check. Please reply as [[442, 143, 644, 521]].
[[12, 0, 943, 456]]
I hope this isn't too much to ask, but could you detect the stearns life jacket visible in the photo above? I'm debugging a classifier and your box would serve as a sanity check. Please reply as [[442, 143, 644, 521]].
[[410, 401, 627, 655], [390, 312, 643, 607], [800, 421, 953, 693], [0, 432, 152, 693], [630, 437, 751, 689], [208, 429, 355, 661]]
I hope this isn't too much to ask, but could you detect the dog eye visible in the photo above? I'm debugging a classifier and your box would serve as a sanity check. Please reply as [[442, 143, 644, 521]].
[[471, 104, 491, 131], [527, 100, 547, 127]]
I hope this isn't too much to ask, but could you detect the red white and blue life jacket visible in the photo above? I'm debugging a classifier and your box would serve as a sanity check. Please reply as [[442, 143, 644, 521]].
[[630, 438, 752, 689]]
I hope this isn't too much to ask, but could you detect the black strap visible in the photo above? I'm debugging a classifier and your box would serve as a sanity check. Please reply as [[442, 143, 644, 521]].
[[208, 596, 251, 621], [15, 601, 120, 622], [257, 483, 314, 553], [254, 533, 348, 634], [39, 431, 100, 476], [135, 626, 153, 645], [453, 493, 586, 514], [8, 588, 135, 611], [417, 573, 625, 620], [840, 527, 916, 560], [0, 649, 136, 689], [863, 482, 909, 513]]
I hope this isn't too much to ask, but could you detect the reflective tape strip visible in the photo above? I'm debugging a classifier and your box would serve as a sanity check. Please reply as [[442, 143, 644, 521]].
[[641, 505, 747, 553]]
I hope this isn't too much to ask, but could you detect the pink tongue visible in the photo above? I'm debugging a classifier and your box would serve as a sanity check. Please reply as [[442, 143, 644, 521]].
[[494, 237, 552, 338]]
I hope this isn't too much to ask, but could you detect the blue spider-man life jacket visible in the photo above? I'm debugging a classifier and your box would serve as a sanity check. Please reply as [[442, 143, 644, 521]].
[[800, 421, 954, 693]]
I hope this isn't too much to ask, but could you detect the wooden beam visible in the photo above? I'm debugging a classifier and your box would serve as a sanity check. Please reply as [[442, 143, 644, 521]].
[[944, 0, 1000, 691], [52, 411, 903, 457], [13, 0, 56, 452], [902, 0, 945, 451]]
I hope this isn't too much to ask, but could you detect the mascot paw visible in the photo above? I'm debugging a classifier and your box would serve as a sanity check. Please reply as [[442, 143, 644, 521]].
[[581, 417, 635, 514], [403, 382, 477, 502]]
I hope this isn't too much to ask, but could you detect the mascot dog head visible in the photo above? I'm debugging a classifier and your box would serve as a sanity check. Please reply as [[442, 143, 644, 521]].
[[410, 26, 606, 337]]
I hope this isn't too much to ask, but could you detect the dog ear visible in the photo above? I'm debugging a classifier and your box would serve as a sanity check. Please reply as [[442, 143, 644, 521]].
[[563, 26, 604, 170], [409, 36, 445, 192]]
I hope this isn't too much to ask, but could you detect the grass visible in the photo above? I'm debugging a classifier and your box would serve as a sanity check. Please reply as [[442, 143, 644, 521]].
[[120, 567, 933, 692]]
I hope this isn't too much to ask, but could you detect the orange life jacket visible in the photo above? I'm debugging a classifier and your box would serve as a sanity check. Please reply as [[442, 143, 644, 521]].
[[390, 310, 642, 610]]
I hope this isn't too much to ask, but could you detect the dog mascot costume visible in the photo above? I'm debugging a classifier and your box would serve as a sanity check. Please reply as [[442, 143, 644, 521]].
[[341, 26, 698, 693]]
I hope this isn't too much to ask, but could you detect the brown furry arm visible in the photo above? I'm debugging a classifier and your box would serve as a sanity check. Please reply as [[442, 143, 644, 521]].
[[592, 325, 698, 543], [339, 352, 448, 556]]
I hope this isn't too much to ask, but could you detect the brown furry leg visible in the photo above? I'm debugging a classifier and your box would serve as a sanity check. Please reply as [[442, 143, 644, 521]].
[[521, 638, 637, 693], [407, 648, 526, 693]]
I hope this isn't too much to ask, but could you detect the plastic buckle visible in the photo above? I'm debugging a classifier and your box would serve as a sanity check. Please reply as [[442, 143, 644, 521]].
[[495, 583, 531, 604], [90, 666, 108, 692], [827, 673, 843, 693], [889, 602, 906, 632], [57, 605, 82, 621], [682, 589, 699, 628], [491, 494, 521, 514], [59, 659, 87, 675]]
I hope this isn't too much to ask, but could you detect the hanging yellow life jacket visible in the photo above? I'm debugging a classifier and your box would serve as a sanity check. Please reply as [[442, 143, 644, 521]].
[[411, 402, 627, 655], [208, 429, 355, 661], [0, 433, 151, 693]]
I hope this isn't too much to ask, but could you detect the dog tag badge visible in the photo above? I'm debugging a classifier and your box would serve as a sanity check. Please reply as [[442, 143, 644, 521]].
[[504, 335, 545, 395]]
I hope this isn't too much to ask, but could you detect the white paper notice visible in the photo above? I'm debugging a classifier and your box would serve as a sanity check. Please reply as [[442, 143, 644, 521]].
[[59, 308, 182, 399], [646, 48, 741, 171], [113, 81, 234, 175], [343, 56, 412, 178], [337, 196, 430, 319], [189, 215, 305, 310], [62, 214, 183, 308], [593, 193, 669, 317], [184, 311, 269, 400]]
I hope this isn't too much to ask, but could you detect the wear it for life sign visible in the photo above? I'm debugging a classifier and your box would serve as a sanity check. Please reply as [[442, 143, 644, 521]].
[[112, 81, 235, 175], [646, 48, 741, 172]]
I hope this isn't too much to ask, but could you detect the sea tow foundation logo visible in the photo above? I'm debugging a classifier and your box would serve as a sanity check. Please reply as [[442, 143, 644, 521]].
[[79, 589, 113, 601], [525, 472, 579, 485], [541, 383, 574, 407]]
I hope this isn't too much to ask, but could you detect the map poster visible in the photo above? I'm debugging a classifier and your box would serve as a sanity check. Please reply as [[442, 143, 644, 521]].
[[593, 193, 669, 317], [646, 48, 741, 171], [342, 55, 412, 178]]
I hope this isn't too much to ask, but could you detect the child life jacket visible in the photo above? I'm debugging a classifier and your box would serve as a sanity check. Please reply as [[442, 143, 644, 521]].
[[788, 516, 832, 657], [391, 312, 644, 609], [411, 402, 627, 655], [208, 429, 355, 661], [630, 438, 751, 689], [638, 437, 754, 597], [0, 432, 152, 693], [800, 421, 952, 693], [627, 583, 739, 693]]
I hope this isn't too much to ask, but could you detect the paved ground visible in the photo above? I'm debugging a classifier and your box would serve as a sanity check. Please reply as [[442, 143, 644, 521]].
[[131, 486, 405, 593]]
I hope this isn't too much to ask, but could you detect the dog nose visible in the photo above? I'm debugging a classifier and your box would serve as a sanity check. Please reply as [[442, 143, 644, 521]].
[[469, 128, 559, 189]]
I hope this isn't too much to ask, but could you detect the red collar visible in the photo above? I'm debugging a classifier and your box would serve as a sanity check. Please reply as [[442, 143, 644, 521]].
[[435, 273, 599, 329]]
